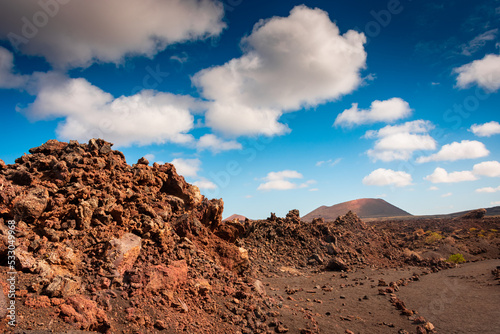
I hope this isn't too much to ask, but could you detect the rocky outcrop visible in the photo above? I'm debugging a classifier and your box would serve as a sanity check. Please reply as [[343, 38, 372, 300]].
[[460, 208, 487, 220], [0, 139, 268, 333]]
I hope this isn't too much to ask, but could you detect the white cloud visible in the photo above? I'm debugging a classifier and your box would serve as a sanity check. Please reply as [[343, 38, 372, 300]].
[[365, 120, 436, 162], [476, 186, 500, 193], [454, 54, 500, 91], [417, 140, 489, 163], [143, 154, 155, 162], [428, 186, 439, 191], [470, 121, 500, 137], [193, 5, 367, 136], [197, 134, 242, 153], [0, 0, 225, 69], [170, 158, 201, 178], [491, 201, 500, 206], [193, 178, 217, 190], [21, 73, 198, 146], [424, 167, 478, 184], [461, 29, 498, 56], [171, 159, 217, 190], [316, 158, 342, 167], [257, 170, 314, 191], [0, 46, 28, 88], [334, 98, 412, 127], [309, 188, 319, 192], [473, 161, 500, 177], [362, 168, 413, 187], [441, 192, 453, 198]]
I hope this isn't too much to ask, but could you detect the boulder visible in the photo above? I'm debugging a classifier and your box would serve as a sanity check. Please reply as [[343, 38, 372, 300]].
[[325, 258, 348, 271], [60, 294, 109, 331], [105, 233, 142, 275], [45, 275, 82, 298], [146, 260, 188, 291], [13, 187, 49, 221]]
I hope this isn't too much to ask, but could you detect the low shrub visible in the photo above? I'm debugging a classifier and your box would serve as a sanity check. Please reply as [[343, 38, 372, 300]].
[[447, 253, 466, 264], [425, 231, 443, 244]]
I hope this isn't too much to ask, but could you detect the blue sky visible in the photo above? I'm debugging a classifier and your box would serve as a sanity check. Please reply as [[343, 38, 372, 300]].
[[1, 0, 500, 219]]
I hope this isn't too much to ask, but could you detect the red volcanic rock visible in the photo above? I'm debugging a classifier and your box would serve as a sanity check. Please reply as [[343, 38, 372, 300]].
[[13, 187, 49, 221], [105, 233, 142, 275], [146, 260, 188, 291], [60, 294, 109, 331], [0, 139, 271, 333]]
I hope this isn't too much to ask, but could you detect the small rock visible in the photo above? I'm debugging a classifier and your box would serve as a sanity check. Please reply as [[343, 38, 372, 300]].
[[137, 157, 149, 165], [424, 322, 435, 331], [308, 254, 324, 265], [253, 280, 266, 296], [275, 323, 289, 333], [413, 316, 426, 324], [378, 279, 387, 286], [155, 319, 167, 330], [416, 326, 426, 334]]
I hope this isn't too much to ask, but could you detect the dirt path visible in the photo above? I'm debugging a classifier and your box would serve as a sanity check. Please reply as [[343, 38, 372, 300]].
[[263, 266, 422, 333], [262, 260, 500, 333], [398, 259, 500, 334]]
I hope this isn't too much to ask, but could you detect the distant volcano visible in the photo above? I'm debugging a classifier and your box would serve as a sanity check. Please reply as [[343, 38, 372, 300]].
[[223, 214, 248, 222], [302, 198, 412, 221]]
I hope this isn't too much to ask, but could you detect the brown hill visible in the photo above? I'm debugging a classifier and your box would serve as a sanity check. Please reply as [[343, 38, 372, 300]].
[[223, 214, 248, 222], [302, 198, 412, 221]]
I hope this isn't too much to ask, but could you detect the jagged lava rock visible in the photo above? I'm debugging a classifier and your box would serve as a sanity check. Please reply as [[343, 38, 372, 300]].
[[0, 139, 268, 333]]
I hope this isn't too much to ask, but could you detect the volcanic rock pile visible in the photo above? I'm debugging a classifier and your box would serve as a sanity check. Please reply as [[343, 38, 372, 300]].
[[243, 210, 407, 275], [0, 139, 272, 333]]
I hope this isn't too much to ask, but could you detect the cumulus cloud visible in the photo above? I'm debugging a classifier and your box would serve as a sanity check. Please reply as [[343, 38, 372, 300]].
[[362, 168, 413, 187], [454, 54, 500, 91], [171, 158, 201, 178], [197, 134, 242, 153], [476, 186, 500, 193], [417, 140, 489, 163], [21, 72, 198, 146], [334, 98, 412, 127], [441, 192, 453, 198], [424, 167, 478, 184], [193, 5, 367, 136], [470, 121, 500, 137], [0, 46, 28, 88], [0, 0, 225, 68], [365, 120, 436, 162], [472, 161, 500, 177], [257, 170, 314, 191], [428, 186, 439, 191]]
